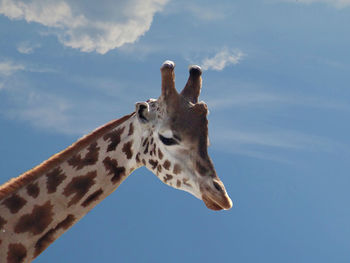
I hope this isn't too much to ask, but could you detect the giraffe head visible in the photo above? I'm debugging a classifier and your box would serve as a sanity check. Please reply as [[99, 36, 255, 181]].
[[135, 61, 232, 211]]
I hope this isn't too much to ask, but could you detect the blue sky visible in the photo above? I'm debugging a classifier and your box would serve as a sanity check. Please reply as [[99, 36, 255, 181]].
[[1, 0, 350, 262]]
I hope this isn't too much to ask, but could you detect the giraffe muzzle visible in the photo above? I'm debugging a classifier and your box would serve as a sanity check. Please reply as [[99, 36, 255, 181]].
[[200, 183, 233, 211]]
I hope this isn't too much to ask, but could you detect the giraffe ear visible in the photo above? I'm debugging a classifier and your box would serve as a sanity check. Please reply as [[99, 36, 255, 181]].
[[135, 102, 151, 123]]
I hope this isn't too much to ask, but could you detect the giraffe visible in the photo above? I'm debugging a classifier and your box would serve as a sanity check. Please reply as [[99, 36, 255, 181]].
[[0, 60, 232, 263]]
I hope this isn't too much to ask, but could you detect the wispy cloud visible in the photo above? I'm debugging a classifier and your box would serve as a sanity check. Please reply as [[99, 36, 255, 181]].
[[201, 49, 244, 71], [206, 91, 350, 111], [185, 4, 226, 21], [203, 83, 349, 161], [0, 59, 137, 135], [0, 60, 74, 133], [5, 91, 75, 133], [1, 77, 136, 135], [213, 128, 328, 150], [0, 59, 56, 79], [280, 0, 350, 8], [0, 60, 25, 76], [2, 83, 104, 135], [0, 0, 169, 54], [211, 125, 346, 162], [176, 2, 228, 21], [17, 41, 41, 54], [206, 92, 283, 110]]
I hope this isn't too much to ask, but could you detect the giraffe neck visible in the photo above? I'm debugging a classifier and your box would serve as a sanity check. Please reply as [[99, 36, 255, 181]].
[[0, 112, 142, 262]]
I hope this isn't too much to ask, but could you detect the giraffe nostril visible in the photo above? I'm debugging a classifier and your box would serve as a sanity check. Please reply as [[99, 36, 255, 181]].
[[213, 181, 223, 192]]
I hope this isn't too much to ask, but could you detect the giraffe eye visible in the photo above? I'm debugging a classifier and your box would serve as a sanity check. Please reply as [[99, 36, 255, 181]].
[[159, 134, 178, 146]]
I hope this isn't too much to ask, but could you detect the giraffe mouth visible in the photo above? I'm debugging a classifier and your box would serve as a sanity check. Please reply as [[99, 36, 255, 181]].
[[202, 193, 233, 211]]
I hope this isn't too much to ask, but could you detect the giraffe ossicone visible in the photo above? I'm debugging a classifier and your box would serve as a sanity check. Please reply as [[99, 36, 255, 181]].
[[0, 61, 232, 262]]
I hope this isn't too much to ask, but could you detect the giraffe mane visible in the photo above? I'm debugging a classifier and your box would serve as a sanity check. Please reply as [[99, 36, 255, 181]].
[[0, 113, 134, 200]]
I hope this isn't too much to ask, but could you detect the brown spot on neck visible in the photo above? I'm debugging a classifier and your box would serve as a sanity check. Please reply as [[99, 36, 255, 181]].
[[14, 201, 54, 235], [183, 178, 192, 187], [157, 164, 162, 173], [63, 171, 97, 207], [26, 182, 39, 198], [7, 243, 27, 263], [34, 229, 55, 259], [104, 127, 125, 152], [2, 194, 27, 214], [148, 159, 158, 170], [56, 214, 76, 230], [81, 188, 103, 207], [163, 160, 171, 170], [46, 167, 66, 194], [68, 142, 100, 170], [151, 143, 156, 156], [143, 142, 149, 154], [158, 149, 163, 160], [136, 152, 141, 163], [173, 164, 181, 175], [142, 138, 148, 147], [176, 179, 181, 188], [122, 140, 133, 159], [128, 122, 134, 136], [103, 157, 126, 184], [164, 174, 173, 183], [34, 214, 76, 258]]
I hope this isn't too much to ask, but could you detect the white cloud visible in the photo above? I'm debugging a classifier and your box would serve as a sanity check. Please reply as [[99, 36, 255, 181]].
[[281, 0, 350, 8], [201, 49, 244, 71], [17, 41, 41, 54], [0, 60, 25, 76], [0, 0, 168, 54]]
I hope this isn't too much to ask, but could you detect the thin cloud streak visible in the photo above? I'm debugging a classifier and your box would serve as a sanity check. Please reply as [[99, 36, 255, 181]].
[[213, 128, 328, 150], [280, 0, 350, 8], [206, 91, 350, 112], [211, 127, 347, 161], [206, 93, 283, 109], [0, 60, 25, 76], [0, 59, 57, 81], [163, 1, 229, 21], [181, 3, 228, 21]]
